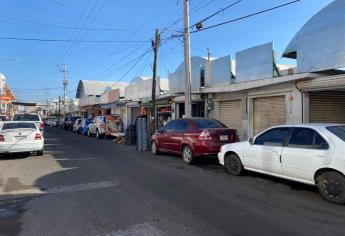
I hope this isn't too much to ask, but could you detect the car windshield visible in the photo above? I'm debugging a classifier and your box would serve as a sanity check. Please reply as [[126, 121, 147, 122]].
[[327, 126, 345, 142], [194, 119, 226, 129], [2, 122, 36, 130], [13, 114, 40, 121]]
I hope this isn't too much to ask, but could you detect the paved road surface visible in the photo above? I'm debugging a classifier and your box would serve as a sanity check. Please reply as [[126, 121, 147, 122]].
[[0, 127, 344, 236]]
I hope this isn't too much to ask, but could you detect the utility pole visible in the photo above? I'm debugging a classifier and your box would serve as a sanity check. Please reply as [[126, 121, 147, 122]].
[[183, 0, 192, 118], [58, 96, 61, 117], [151, 29, 160, 133], [62, 64, 68, 118]]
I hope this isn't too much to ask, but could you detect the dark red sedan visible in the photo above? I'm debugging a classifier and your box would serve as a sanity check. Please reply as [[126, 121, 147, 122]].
[[151, 118, 239, 164]]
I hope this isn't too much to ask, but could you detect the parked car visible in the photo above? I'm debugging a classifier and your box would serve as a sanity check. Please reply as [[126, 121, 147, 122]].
[[218, 124, 345, 204], [73, 118, 82, 133], [78, 118, 93, 136], [13, 113, 44, 133], [151, 118, 239, 164], [0, 121, 44, 156], [65, 116, 81, 131], [52, 119, 59, 127], [59, 117, 67, 129], [88, 116, 106, 139]]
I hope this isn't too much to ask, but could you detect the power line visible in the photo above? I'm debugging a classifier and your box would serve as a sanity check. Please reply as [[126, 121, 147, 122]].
[[62, 0, 108, 60], [0, 37, 149, 43], [190, 0, 217, 14], [0, 18, 176, 32], [11, 87, 62, 90], [101, 48, 153, 89], [47, 0, 92, 84], [191, 0, 302, 33], [192, 0, 242, 28], [86, 42, 148, 81], [81, 0, 172, 82], [161, 0, 217, 34], [53, 0, 109, 25]]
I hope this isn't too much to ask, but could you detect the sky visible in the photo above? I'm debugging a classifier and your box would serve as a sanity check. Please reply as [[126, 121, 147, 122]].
[[0, 0, 334, 103]]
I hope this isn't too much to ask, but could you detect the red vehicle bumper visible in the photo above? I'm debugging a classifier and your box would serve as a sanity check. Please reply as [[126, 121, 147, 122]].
[[192, 141, 224, 156]]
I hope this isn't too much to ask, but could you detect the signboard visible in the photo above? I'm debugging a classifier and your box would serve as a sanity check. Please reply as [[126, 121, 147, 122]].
[[0, 96, 12, 101]]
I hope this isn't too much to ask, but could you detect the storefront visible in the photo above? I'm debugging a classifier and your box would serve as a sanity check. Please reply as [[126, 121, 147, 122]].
[[218, 100, 244, 139], [298, 74, 345, 123], [252, 95, 286, 135], [156, 105, 173, 129]]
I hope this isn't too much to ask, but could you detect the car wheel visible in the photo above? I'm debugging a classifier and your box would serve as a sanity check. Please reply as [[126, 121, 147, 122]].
[[37, 149, 44, 156], [182, 146, 194, 165], [151, 141, 160, 155], [316, 171, 345, 204], [225, 153, 244, 176]]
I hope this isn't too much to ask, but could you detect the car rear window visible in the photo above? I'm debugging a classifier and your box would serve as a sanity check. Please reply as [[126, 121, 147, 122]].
[[2, 122, 37, 130], [13, 114, 40, 121], [327, 126, 345, 141], [194, 119, 226, 129]]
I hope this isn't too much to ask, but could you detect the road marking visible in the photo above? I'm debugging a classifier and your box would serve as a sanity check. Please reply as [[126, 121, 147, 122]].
[[46, 180, 119, 194], [102, 223, 164, 236], [54, 158, 98, 161], [0, 180, 119, 196]]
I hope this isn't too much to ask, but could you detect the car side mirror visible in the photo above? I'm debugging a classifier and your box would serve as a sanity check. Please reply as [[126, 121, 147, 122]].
[[249, 137, 254, 145]]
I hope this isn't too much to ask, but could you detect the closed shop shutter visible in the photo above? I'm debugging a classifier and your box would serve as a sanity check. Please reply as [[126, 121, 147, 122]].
[[309, 91, 345, 123], [253, 96, 286, 135], [219, 100, 244, 140]]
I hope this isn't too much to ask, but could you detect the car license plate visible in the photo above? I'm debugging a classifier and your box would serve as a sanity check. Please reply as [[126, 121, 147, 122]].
[[15, 136, 26, 141], [219, 135, 228, 141]]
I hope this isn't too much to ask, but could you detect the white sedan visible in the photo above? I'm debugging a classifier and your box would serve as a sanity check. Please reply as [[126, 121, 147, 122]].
[[0, 121, 44, 155], [218, 124, 345, 204]]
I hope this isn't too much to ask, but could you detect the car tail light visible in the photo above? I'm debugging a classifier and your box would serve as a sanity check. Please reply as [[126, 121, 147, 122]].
[[0, 134, 5, 142], [40, 123, 44, 130], [35, 133, 42, 140], [199, 130, 212, 141]]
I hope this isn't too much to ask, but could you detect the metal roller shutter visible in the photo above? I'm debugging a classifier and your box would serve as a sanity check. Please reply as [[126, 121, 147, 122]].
[[309, 91, 345, 123], [219, 100, 244, 140], [253, 96, 286, 135]]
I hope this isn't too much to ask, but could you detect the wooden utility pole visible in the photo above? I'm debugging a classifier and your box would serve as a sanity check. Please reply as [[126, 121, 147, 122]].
[[151, 29, 160, 133]]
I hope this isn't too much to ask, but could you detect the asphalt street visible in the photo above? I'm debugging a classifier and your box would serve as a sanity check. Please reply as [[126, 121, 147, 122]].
[[0, 127, 344, 236]]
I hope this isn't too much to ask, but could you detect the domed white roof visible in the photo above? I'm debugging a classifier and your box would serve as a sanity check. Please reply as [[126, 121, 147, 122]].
[[283, 0, 345, 72]]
